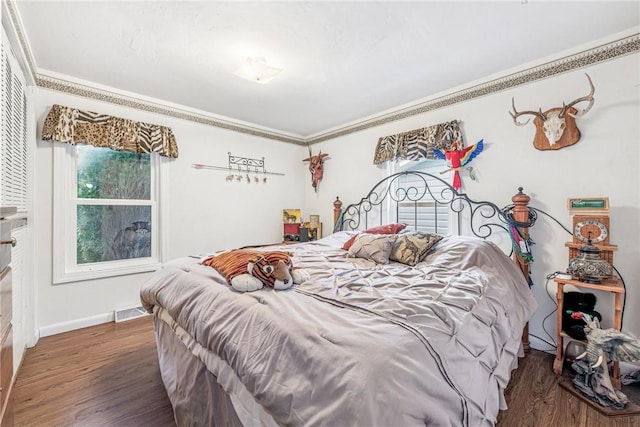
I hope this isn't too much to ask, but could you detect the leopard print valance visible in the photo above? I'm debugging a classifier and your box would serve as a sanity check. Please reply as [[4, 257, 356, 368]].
[[41, 104, 179, 158], [373, 120, 462, 165]]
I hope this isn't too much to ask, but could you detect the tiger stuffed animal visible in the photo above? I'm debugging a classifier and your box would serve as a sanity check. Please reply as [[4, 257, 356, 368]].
[[201, 249, 309, 292]]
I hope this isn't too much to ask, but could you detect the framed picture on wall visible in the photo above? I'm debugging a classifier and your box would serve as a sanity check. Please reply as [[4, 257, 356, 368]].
[[282, 209, 301, 223]]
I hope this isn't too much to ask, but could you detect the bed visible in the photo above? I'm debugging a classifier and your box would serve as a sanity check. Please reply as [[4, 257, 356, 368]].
[[140, 171, 538, 427]]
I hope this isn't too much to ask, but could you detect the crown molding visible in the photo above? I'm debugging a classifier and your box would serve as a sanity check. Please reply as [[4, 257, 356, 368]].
[[305, 31, 640, 144], [36, 73, 307, 145], [6, 0, 639, 146]]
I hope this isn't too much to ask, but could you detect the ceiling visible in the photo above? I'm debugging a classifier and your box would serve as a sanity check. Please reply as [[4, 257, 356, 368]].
[[11, 1, 640, 141]]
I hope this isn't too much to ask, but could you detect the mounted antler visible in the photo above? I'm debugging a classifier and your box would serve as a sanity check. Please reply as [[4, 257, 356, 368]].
[[509, 73, 596, 150], [559, 73, 595, 119], [509, 99, 547, 126]]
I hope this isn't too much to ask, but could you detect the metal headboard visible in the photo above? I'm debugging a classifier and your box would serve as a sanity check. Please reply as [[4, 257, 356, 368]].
[[335, 171, 526, 243]]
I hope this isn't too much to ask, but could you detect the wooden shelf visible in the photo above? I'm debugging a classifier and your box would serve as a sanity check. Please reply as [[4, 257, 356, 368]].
[[564, 242, 618, 251], [554, 277, 624, 293]]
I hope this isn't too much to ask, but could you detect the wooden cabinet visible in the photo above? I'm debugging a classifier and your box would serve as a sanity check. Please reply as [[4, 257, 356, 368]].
[[553, 276, 624, 389], [0, 216, 13, 425]]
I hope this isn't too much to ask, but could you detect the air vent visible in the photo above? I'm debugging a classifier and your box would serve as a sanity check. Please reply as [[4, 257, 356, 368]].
[[114, 305, 149, 323]]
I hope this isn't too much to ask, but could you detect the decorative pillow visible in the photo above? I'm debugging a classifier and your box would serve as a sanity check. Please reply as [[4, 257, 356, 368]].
[[341, 223, 407, 250], [389, 232, 443, 266], [347, 233, 397, 264]]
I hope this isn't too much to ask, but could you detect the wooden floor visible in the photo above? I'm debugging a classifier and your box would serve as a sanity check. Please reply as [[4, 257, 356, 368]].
[[11, 316, 640, 426], [12, 316, 175, 427], [496, 351, 640, 427]]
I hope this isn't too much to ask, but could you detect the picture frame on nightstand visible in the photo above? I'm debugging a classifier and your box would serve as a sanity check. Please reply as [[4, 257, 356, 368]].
[[282, 209, 301, 223]]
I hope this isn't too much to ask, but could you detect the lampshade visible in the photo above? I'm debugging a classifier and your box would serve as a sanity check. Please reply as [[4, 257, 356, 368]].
[[233, 57, 283, 84]]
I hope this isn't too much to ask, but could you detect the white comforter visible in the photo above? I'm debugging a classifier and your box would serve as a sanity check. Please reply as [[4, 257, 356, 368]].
[[140, 232, 537, 426]]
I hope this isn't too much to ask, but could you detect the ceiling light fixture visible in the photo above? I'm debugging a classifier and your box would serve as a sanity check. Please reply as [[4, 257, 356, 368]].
[[233, 57, 283, 84]]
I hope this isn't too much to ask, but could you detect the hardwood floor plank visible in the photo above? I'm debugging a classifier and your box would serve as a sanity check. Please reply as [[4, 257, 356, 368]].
[[11, 316, 640, 426], [12, 317, 175, 427]]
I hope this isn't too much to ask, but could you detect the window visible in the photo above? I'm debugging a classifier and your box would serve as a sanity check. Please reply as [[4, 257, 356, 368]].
[[390, 159, 456, 235], [53, 144, 165, 283]]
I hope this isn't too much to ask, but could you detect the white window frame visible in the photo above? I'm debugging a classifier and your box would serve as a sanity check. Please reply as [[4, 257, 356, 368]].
[[53, 143, 168, 284]]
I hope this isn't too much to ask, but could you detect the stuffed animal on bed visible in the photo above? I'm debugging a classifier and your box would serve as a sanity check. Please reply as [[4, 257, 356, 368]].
[[201, 249, 310, 292]]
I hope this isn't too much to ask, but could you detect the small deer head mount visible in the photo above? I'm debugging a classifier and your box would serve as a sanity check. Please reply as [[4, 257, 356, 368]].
[[510, 73, 595, 150]]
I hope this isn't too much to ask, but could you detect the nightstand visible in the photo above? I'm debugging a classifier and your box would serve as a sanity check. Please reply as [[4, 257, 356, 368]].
[[553, 276, 624, 389]]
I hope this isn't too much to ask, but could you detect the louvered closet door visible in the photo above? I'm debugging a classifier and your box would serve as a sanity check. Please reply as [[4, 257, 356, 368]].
[[1, 31, 28, 213], [1, 26, 29, 425]]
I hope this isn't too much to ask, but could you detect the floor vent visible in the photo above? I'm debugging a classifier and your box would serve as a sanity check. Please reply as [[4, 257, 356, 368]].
[[114, 306, 149, 323]]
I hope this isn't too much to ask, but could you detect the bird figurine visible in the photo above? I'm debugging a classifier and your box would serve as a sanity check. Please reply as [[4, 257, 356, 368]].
[[570, 312, 640, 409], [433, 139, 484, 191]]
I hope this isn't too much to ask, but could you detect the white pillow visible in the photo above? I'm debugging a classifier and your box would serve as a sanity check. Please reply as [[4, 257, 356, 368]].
[[347, 233, 397, 264]]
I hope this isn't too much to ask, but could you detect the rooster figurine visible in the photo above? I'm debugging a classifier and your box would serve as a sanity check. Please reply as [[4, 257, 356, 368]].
[[433, 139, 483, 191]]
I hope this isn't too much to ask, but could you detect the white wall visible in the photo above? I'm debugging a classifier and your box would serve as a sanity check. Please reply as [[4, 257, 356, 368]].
[[31, 43, 640, 352], [34, 89, 308, 336], [305, 53, 640, 349]]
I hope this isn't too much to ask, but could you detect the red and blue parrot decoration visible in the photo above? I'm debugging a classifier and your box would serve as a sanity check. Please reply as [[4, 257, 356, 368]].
[[433, 139, 483, 191]]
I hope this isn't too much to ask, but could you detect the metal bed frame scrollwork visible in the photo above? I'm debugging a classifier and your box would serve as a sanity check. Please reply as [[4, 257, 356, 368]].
[[334, 171, 534, 243]]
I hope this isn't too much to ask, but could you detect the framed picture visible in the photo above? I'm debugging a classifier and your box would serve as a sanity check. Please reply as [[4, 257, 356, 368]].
[[567, 197, 609, 215], [282, 209, 301, 223], [309, 214, 320, 229]]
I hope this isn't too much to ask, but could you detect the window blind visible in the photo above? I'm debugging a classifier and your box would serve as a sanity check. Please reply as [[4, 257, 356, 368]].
[[397, 161, 453, 234]]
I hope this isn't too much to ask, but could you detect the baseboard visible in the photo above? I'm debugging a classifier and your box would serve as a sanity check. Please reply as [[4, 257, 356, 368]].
[[38, 312, 114, 338]]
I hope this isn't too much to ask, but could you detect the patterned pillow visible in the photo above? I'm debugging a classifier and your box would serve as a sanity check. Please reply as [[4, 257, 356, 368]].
[[347, 233, 397, 264], [342, 223, 407, 250], [389, 232, 443, 266]]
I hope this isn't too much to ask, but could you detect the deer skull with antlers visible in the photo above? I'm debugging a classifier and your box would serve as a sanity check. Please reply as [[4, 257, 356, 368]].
[[510, 73, 595, 150]]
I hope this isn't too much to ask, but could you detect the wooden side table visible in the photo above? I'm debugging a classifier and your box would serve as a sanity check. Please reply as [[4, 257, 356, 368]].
[[553, 276, 624, 389]]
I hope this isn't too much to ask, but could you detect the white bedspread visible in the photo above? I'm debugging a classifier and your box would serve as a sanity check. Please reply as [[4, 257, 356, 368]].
[[140, 232, 537, 426]]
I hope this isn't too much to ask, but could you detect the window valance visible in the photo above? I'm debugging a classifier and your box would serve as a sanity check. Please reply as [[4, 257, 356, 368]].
[[41, 104, 179, 158], [373, 120, 463, 165]]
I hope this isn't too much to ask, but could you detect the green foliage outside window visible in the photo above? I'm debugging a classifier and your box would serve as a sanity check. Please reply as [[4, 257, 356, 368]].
[[75, 146, 152, 264]]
